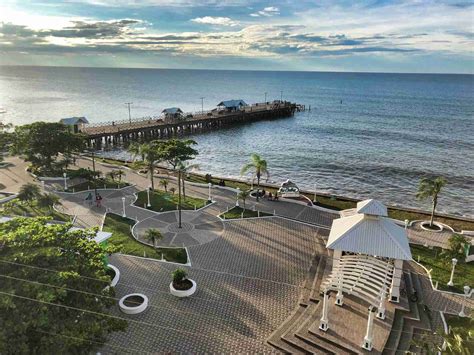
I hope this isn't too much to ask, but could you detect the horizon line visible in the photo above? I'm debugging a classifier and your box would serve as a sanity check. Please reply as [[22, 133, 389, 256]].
[[0, 64, 472, 76]]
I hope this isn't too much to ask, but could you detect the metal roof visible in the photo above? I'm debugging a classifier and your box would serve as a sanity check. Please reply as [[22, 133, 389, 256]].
[[162, 107, 183, 114], [216, 99, 248, 108], [356, 199, 388, 216], [60, 117, 89, 125], [327, 212, 412, 260]]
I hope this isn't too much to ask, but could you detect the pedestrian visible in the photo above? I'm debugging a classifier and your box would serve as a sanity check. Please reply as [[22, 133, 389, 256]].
[[85, 192, 93, 206], [96, 193, 103, 208]]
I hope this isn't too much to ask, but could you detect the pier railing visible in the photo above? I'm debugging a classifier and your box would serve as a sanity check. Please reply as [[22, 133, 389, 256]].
[[85, 101, 292, 129]]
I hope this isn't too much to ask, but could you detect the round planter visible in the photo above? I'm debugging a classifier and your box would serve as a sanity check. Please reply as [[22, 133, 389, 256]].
[[420, 221, 444, 233], [107, 264, 120, 287], [169, 279, 197, 298], [119, 293, 148, 314]]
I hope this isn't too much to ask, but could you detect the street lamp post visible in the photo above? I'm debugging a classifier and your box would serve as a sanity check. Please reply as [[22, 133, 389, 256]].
[[313, 183, 317, 203], [63, 172, 68, 191], [447, 258, 458, 287], [125, 102, 133, 124], [404, 219, 409, 229], [459, 285, 471, 317], [147, 185, 152, 208], [200, 97, 204, 114], [122, 197, 126, 217], [208, 182, 212, 202], [236, 188, 240, 207], [264, 92, 267, 104], [280, 90, 283, 102]]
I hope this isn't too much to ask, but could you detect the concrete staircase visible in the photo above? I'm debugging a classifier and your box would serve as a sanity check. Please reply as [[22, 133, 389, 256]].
[[267, 255, 357, 354], [382, 272, 432, 355]]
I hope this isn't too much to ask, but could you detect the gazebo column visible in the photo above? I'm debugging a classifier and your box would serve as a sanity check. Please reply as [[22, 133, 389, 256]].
[[389, 259, 403, 303], [377, 290, 386, 320], [319, 292, 330, 332], [335, 275, 344, 306], [362, 306, 376, 351], [332, 249, 342, 268]]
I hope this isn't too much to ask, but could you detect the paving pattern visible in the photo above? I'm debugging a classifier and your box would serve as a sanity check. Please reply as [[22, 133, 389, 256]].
[[103, 217, 325, 354], [133, 209, 224, 247]]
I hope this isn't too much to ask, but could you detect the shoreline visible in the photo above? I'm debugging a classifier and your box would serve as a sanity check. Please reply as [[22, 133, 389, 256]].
[[91, 155, 474, 231]]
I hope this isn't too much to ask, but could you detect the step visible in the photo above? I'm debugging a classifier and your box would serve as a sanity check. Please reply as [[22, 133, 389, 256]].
[[306, 327, 359, 355], [299, 255, 322, 307], [309, 256, 327, 303], [267, 305, 309, 354]]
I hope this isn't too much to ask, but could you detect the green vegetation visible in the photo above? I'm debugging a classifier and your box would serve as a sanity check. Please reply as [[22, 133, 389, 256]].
[[416, 176, 448, 227], [10, 122, 84, 176], [240, 153, 269, 202], [1, 186, 70, 222], [221, 206, 272, 219], [102, 213, 187, 264], [411, 244, 473, 293], [443, 315, 473, 354], [0, 217, 126, 354], [67, 179, 128, 192], [135, 189, 208, 212]]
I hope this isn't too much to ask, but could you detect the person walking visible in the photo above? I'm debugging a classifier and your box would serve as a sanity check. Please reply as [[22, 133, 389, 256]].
[[96, 193, 103, 208], [85, 192, 93, 207]]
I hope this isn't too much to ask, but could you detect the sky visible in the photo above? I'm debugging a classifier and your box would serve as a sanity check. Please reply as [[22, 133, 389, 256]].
[[0, 1, 473, 73]]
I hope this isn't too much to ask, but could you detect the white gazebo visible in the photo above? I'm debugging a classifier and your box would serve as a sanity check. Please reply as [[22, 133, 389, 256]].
[[278, 179, 300, 198], [320, 199, 412, 351]]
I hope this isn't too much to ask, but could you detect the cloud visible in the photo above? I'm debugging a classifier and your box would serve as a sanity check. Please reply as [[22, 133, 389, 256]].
[[250, 6, 280, 17], [191, 16, 239, 27]]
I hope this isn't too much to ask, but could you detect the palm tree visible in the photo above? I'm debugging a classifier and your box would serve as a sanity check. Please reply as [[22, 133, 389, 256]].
[[37, 193, 61, 214], [169, 187, 176, 195], [128, 141, 163, 191], [416, 176, 447, 227], [144, 229, 162, 248], [116, 169, 124, 183], [159, 179, 169, 193], [17, 183, 41, 205], [106, 170, 117, 182], [177, 162, 199, 200], [240, 153, 269, 201], [239, 190, 250, 211]]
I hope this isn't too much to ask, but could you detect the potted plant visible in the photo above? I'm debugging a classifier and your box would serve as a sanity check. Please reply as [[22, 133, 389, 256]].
[[169, 268, 196, 298]]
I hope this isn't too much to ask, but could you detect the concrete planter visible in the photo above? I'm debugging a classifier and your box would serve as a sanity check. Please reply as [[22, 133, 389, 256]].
[[420, 221, 444, 233], [169, 279, 196, 298], [119, 293, 148, 314], [107, 264, 120, 287]]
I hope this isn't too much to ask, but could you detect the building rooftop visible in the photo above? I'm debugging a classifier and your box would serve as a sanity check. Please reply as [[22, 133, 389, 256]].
[[60, 117, 89, 125]]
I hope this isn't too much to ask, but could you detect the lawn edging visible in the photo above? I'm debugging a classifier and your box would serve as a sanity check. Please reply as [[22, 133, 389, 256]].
[[412, 258, 466, 296], [102, 211, 191, 266]]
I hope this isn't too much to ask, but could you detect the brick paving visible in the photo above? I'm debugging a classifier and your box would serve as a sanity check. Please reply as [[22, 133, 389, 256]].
[[102, 217, 326, 353]]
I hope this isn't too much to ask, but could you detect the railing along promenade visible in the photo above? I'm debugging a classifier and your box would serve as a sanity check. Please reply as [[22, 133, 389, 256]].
[[82, 101, 300, 147]]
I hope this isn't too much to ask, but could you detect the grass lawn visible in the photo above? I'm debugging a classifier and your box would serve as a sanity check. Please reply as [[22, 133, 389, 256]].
[[411, 244, 474, 293], [221, 206, 273, 219], [67, 179, 129, 192], [135, 189, 208, 212], [0, 199, 70, 222], [102, 213, 188, 264]]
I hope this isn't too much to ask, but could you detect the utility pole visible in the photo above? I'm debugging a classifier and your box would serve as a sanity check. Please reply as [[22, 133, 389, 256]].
[[264, 92, 267, 104], [280, 90, 283, 102], [200, 97, 204, 114], [125, 102, 133, 124]]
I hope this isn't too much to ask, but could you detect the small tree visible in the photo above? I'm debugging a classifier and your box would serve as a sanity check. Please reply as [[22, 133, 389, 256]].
[[116, 169, 124, 183], [239, 190, 250, 211], [37, 193, 61, 213], [416, 176, 447, 227], [240, 153, 269, 202], [443, 234, 469, 262], [144, 229, 162, 248], [17, 183, 41, 205], [106, 170, 117, 182], [159, 179, 169, 192], [172, 268, 187, 283], [170, 187, 176, 195]]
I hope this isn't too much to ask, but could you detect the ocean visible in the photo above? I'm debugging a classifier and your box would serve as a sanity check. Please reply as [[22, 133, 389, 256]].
[[1, 66, 473, 217]]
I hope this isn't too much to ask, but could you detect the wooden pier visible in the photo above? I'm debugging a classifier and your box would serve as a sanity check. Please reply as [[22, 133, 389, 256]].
[[82, 101, 300, 148]]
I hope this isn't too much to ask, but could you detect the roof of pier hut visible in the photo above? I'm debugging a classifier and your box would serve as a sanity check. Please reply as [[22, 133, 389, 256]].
[[60, 117, 89, 125], [162, 107, 183, 114], [327, 199, 412, 260], [217, 99, 248, 108]]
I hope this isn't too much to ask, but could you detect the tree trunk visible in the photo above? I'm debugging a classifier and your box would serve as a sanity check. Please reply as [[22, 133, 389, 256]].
[[430, 197, 437, 226], [178, 170, 182, 228], [149, 163, 155, 191]]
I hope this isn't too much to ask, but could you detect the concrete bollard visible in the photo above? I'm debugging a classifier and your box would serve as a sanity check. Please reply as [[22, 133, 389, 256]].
[[241, 212, 244, 219]]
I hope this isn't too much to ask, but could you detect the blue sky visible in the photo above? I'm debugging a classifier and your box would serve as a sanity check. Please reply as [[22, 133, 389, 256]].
[[0, 1, 473, 73]]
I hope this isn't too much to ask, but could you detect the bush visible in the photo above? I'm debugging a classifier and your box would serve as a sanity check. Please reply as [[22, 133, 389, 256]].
[[172, 268, 187, 283]]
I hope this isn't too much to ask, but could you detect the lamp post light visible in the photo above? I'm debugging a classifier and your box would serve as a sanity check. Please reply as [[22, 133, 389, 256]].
[[236, 187, 240, 207], [404, 219, 409, 229], [147, 185, 152, 208], [447, 258, 458, 287], [208, 182, 212, 202], [63, 172, 68, 191], [122, 197, 126, 217], [459, 286, 471, 317]]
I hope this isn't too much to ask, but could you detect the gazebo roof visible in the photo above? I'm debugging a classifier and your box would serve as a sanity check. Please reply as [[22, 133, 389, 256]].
[[162, 107, 183, 114], [356, 199, 388, 216], [327, 205, 412, 260], [60, 117, 89, 125]]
